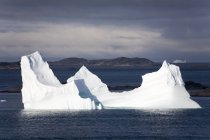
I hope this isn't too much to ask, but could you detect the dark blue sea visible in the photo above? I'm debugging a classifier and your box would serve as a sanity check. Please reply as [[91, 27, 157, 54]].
[[0, 95, 210, 139], [0, 67, 210, 90], [0, 68, 210, 139]]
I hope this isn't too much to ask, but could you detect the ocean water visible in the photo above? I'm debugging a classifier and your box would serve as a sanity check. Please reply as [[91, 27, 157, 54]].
[[0, 93, 210, 139], [0, 109, 210, 140], [0, 92, 210, 140], [0, 68, 210, 91]]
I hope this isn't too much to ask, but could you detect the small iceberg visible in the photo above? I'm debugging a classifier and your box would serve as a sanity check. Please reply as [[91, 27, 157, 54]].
[[0, 100, 6, 103], [173, 60, 187, 64], [21, 52, 201, 110]]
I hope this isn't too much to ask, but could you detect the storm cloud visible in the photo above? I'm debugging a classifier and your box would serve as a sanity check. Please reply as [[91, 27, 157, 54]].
[[0, 0, 209, 62]]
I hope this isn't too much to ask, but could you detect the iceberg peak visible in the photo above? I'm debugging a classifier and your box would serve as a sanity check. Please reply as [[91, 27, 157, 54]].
[[156, 60, 184, 86], [77, 65, 91, 77], [67, 65, 109, 99], [80, 65, 89, 71], [30, 51, 41, 57], [25, 51, 43, 67], [162, 60, 169, 68], [21, 51, 61, 86]]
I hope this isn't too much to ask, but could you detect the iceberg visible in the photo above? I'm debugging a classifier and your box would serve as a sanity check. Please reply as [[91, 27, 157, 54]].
[[21, 51, 201, 110], [68, 62, 201, 109], [21, 51, 100, 110], [173, 59, 187, 63], [0, 100, 6, 103]]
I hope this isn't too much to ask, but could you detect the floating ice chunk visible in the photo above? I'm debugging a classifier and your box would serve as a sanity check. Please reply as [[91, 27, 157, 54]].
[[173, 60, 187, 63], [21, 51, 99, 110], [0, 100, 6, 103]]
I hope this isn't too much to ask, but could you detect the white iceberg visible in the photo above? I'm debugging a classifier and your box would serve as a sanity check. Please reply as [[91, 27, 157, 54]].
[[21, 51, 100, 110], [0, 100, 6, 103], [173, 60, 187, 63], [68, 62, 201, 109], [21, 51, 201, 110]]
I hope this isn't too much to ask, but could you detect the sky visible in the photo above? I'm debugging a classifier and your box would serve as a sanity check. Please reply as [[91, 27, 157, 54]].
[[0, 0, 210, 62]]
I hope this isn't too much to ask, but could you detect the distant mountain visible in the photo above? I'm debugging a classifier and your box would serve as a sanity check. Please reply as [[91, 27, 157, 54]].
[[1, 57, 209, 69], [50, 57, 155, 68], [0, 57, 154, 69], [50, 57, 89, 66]]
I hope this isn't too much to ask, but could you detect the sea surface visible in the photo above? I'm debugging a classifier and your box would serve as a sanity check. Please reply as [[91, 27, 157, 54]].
[[0, 68, 210, 91], [0, 93, 210, 139], [0, 68, 210, 139]]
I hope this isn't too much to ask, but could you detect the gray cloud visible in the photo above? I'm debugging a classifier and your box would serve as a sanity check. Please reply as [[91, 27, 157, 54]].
[[0, 0, 209, 62]]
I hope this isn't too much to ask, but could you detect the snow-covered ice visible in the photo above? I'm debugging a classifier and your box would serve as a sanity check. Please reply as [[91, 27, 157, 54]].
[[21, 51, 100, 110], [68, 61, 201, 109], [21, 52, 201, 110]]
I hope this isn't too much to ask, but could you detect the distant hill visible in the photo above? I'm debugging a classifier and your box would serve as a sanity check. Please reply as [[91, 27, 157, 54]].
[[50, 57, 155, 68], [0, 57, 154, 69], [0, 57, 209, 70]]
